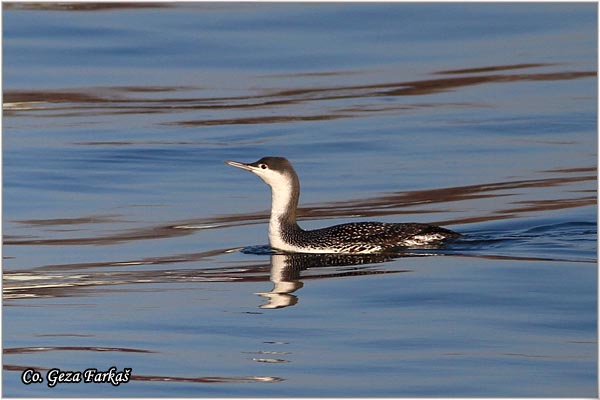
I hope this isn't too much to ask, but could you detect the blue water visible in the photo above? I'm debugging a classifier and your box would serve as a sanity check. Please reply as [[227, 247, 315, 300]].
[[3, 3, 597, 397]]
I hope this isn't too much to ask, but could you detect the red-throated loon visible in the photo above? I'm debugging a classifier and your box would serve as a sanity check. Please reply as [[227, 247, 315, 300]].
[[225, 156, 460, 254]]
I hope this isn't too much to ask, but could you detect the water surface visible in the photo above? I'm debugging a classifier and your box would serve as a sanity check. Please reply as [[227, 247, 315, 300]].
[[3, 2, 597, 397]]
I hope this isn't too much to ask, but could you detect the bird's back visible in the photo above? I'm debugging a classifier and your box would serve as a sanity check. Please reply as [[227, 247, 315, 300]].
[[281, 221, 460, 254]]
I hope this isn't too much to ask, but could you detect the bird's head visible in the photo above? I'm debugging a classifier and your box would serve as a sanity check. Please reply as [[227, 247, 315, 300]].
[[225, 156, 299, 190]]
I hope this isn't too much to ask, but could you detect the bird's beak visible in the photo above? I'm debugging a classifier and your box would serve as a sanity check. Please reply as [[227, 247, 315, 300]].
[[225, 160, 254, 172]]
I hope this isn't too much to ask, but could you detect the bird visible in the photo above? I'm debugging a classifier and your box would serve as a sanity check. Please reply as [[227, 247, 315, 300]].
[[225, 156, 460, 254]]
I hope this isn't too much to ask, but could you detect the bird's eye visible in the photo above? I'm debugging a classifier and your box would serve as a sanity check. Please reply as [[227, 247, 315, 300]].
[[259, 164, 267, 169]]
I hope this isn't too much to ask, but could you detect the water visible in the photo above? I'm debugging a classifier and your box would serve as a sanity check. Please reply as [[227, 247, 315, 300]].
[[2, 2, 597, 397]]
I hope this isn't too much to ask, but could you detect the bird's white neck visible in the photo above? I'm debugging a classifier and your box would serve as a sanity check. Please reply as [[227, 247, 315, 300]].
[[266, 173, 301, 250]]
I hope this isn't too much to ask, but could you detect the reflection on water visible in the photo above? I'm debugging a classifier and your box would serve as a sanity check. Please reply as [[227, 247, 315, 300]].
[[257, 254, 303, 309], [258, 252, 400, 309], [5, 224, 594, 303], [4, 167, 595, 246], [4, 346, 155, 355], [3, 248, 406, 303], [3, 2, 173, 12], [4, 64, 594, 126]]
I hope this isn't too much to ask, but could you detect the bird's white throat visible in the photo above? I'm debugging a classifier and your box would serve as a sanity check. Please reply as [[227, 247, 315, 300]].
[[264, 173, 299, 251]]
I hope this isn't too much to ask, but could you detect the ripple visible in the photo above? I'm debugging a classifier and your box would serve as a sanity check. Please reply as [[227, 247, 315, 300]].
[[5, 171, 594, 246], [4, 346, 155, 355], [4, 67, 594, 126]]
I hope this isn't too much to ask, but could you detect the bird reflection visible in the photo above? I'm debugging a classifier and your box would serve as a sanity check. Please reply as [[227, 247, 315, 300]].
[[255, 254, 303, 309], [256, 252, 397, 309]]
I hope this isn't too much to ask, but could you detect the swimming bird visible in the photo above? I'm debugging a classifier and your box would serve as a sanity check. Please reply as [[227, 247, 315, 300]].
[[225, 156, 460, 254]]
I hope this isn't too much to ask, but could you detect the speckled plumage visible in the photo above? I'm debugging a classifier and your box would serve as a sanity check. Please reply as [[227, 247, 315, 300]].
[[226, 156, 460, 254], [278, 219, 459, 253]]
